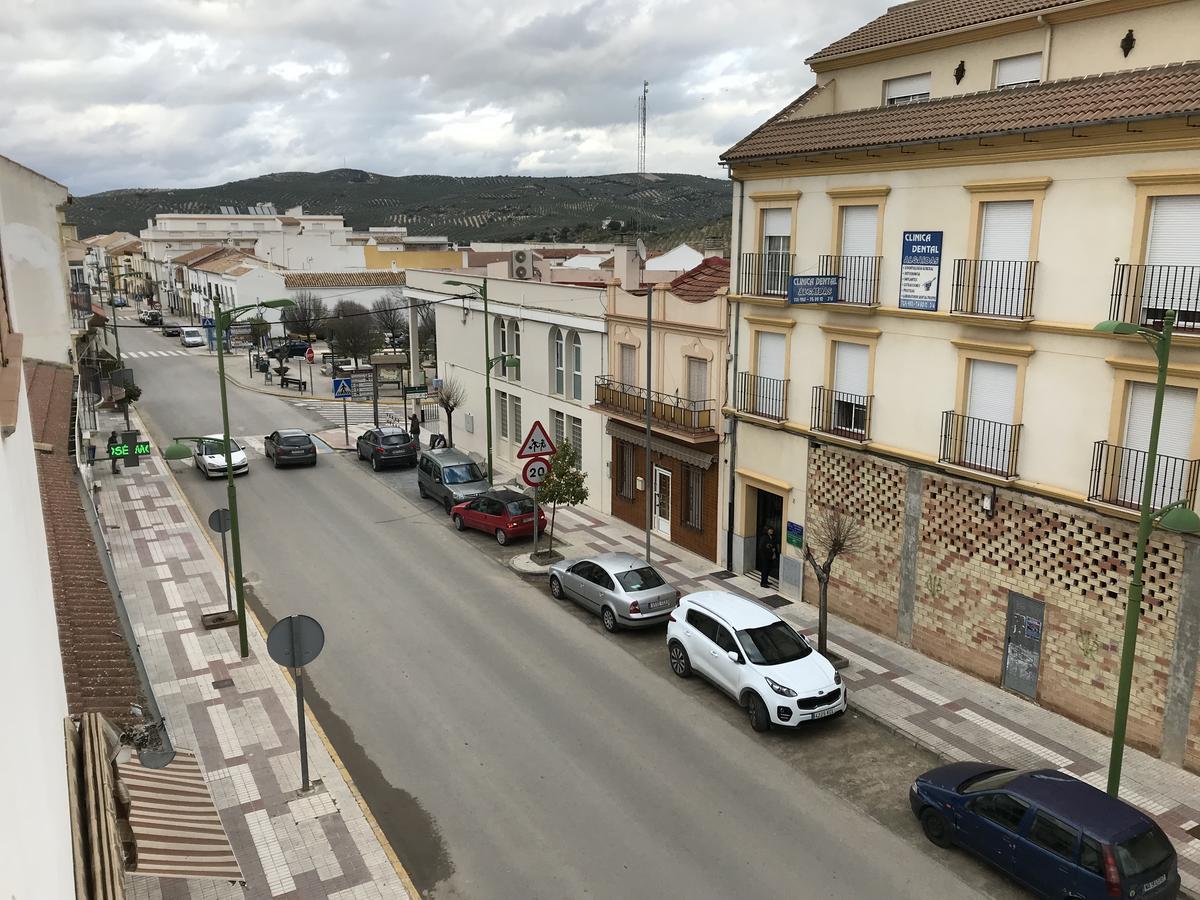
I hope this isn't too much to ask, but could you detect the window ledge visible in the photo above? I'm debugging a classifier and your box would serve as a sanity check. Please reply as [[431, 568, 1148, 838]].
[[0, 333, 25, 439], [939, 461, 1020, 485], [949, 311, 1032, 330]]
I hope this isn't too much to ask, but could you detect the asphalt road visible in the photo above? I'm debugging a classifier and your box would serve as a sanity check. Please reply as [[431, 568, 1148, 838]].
[[123, 324, 1022, 900]]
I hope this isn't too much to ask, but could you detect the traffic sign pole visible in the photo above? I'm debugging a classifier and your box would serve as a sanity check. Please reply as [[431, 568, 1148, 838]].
[[266, 615, 324, 794], [292, 623, 310, 792]]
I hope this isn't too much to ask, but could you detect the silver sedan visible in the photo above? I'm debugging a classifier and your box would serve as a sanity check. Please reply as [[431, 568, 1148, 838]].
[[548, 552, 679, 633]]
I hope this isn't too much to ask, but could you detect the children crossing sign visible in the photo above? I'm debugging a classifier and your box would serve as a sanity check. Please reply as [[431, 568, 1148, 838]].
[[517, 421, 556, 459]]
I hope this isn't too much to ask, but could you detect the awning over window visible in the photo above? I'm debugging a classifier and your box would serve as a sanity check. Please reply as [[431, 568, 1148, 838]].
[[606, 420, 715, 468], [118, 750, 242, 882]]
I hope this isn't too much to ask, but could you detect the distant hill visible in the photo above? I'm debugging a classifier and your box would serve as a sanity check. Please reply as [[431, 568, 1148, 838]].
[[70, 169, 732, 250]]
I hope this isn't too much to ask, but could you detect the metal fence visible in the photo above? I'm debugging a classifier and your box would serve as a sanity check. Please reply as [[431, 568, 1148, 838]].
[[952, 258, 1038, 319], [939, 411, 1022, 478], [1088, 440, 1200, 510], [738, 252, 794, 298], [1110, 263, 1200, 331], [818, 255, 882, 305], [594, 376, 714, 432], [735, 372, 789, 421], [811, 386, 873, 440]]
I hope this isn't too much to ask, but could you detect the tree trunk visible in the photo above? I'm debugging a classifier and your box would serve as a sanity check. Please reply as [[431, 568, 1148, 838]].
[[817, 571, 830, 657], [445, 411, 454, 447], [549, 502, 559, 549]]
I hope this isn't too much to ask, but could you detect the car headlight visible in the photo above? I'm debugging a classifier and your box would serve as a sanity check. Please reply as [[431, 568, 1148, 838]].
[[765, 676, 797, 697], [834, 672, 842, 685]]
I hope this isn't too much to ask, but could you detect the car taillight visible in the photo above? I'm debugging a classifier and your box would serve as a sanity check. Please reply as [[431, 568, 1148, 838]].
[[376, 447, 385, 453], [1102, 845, 1121, 897], [628, 600, 641, 614], [667, 612, 676, 622], [674, 589, 681, 600]]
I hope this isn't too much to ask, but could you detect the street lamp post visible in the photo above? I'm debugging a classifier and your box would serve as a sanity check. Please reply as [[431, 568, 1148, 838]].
[[444, 278, 505, 479], [1094, 309, 1200, 796]]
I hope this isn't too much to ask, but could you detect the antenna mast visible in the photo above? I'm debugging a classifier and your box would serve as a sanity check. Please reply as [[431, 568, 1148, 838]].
[[637, 80, 648, 175]]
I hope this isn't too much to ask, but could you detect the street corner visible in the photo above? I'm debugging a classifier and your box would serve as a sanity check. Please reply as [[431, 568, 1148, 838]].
[[311, 427, 358, 451]]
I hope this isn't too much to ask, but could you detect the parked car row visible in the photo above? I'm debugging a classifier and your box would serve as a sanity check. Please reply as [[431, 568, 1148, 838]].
[[138, 308, 162, 326]]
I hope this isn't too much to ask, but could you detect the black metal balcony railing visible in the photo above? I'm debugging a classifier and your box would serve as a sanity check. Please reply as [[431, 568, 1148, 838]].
[[818, 255, 882, 306], [811, 386, 873, 440], [594, 376, 715, 433], [1088, 440, 1200, 510], [735, 372, 789, 421], [738, 252, 794, 298], [952, 258, 1038, 319], [1110, 263, 1200, 330], [939, 411, 1022, 478]]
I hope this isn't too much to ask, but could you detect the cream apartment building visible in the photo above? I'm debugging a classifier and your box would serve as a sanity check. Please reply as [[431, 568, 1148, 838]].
[[722, 0, 1200, 770]]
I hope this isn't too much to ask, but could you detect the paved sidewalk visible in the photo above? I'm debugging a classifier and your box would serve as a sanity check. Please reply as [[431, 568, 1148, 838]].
[[540, 502, 1200, 895], [90, 407, 412, 900]]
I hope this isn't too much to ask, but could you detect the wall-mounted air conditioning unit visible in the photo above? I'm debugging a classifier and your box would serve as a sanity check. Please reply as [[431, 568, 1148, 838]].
[[511, 249, 532, 280]]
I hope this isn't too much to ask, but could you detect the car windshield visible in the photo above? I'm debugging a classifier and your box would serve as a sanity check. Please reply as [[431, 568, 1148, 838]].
[[381, 433, 410, 446], [506, 499, 535, 515], [616, 567, 666, 592], [443, 463, 484, 484], [736, 621, 812, 665], [200, 439, 240, 455], [280, 434, 311, 447], [1116, 826, 1174, 877], [959, 769, 1023, 794]]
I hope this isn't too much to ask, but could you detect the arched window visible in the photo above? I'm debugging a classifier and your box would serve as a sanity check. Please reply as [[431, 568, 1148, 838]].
[[493, 317, 506, 375], [508, 319, 521, 381], [570, 332, 582, 400], [550, 327, 564, 394]]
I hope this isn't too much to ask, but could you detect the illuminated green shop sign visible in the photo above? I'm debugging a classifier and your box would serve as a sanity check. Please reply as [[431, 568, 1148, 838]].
[[110, 441, 151, 457]]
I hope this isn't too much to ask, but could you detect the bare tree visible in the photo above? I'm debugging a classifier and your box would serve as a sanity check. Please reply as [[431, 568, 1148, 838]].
[[282, 291, 324, 342], [372, 295, 404, 345], [437, 374, 467, 448], [326, 299, 383, 365], [802, 510, 867, 658]]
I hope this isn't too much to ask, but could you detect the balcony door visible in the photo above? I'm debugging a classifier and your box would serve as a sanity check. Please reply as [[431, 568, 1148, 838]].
[[653, 467, 672, 539], [838, 205, 878, 303], [761, 209, 791, 296], [832, 342, 868, 434], [977, 200, 1033, 315], [619, 344, 637, 387], [1144, 196, 1200, 318], [755, 332, 786, 418], [1119, 383, 1196, 506], [964, 360, 1017, 472]]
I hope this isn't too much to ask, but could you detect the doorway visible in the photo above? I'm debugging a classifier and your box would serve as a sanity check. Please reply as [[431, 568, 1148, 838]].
[[1001, 592, 1044, 699], [653, 467, 672, 539], [753, 488, 783, 585]]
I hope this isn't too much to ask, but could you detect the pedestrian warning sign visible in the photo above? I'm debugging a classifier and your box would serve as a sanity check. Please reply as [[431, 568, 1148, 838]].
[[332, 377, 353, 399], [517, 420, 556, 459]]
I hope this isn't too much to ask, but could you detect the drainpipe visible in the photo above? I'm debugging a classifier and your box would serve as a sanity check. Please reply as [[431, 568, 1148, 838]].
[[725, 172, 745, 572]]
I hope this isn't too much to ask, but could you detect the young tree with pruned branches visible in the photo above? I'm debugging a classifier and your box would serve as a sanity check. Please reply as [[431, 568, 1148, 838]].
[[803, 509, 867, 658], [537, 440, 589, 554], [372, 296, 404, 345], [281, 290, 324, 342], [437, 374, 467, 448], [326, 299, 383, 365]]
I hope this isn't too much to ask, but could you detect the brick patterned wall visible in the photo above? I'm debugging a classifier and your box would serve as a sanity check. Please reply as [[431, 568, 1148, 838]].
[[1188, 674, 1200, 773], [804, 444, 906, 636]]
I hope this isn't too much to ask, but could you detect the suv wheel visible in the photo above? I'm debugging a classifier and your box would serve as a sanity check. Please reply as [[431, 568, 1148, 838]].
[[747, 692, 771, 733], [371, 455, 380, 472], [920, 809, 953, 848], [601, 606, 618, 633], [418, 482, 428, 498], [495, 528, 508, 546], [357, 447, 365, 460], [668, 641, 691, 678], [549, 576, 563, 599], [453, 514, 465, 531]]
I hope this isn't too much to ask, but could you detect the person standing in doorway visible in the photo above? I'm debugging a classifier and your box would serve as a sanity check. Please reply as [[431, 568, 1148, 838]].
[[409, 413, 421, 447], [758, 525, 778, 588], [106, 430, 120, 475]]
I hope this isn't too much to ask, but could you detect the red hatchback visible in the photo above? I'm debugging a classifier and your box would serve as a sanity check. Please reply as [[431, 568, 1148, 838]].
[[451, 489, 547, 545]]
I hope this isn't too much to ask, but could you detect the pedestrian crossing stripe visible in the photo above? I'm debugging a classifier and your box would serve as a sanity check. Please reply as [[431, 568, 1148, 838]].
[[123, 349, 197, 358], [289, 400, 428, 428]]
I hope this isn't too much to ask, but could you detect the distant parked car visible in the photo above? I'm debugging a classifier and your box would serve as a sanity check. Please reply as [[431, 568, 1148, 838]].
[[111, 295, 128, 307], [143, 310, 162, 327], [910, 763, 1180, 899], [356, 427, 418, 471], [549, 552, 678, 632], [193, 434, 248, 479], [666, 591, 845, 732], [451, 489, 546, 545], [278, 340, 311, 358], [416, 448, 490, 513], [263, 429, 317, 468], [162, 323, 181, 337], [179, 327, 205, 347]]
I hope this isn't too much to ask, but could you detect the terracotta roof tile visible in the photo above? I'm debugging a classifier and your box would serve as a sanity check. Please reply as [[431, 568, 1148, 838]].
[[170, 245, 229, 267], [808, 0, 1079, 62], [282, 271, 406, 289], [22, 360, 142, 726], [723, 62, 1200, 163], [668, 257, 730, 303]]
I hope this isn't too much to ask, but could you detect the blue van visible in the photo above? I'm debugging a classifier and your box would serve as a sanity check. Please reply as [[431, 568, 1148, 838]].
[[910, 762, 1179, 898]]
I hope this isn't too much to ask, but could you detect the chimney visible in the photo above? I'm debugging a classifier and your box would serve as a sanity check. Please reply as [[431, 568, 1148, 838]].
[[611, 246, 642, 290]]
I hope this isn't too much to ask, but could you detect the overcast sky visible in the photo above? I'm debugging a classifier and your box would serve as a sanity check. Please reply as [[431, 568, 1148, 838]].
[[1, 0, 885, 195]]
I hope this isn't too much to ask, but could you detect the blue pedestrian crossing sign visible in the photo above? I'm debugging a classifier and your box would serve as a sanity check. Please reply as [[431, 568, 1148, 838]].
[[332, 377, 353, 399]]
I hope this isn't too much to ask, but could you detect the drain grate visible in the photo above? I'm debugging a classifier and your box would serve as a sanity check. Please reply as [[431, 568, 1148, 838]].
[[212, 678, 234, 690]]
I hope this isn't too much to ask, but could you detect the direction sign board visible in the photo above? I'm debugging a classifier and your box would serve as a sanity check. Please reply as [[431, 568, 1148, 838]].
[[517, 420, 556, 459], [332, 377, 353, 399], [522, 456, 550, 487], [305, 346, 315, 363]]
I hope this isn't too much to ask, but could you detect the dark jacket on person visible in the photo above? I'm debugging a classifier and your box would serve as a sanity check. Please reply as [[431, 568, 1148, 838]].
[[757, 531, 778, 566]]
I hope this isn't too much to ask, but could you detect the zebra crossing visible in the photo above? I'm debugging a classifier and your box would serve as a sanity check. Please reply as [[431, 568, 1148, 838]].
[[288, 398, 425, 428], [123, 349, 201, 359]]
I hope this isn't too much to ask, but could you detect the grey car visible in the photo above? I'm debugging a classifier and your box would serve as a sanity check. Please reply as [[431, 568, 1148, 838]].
[[416, 448, 491, 513], [548, 552, 679, 633]]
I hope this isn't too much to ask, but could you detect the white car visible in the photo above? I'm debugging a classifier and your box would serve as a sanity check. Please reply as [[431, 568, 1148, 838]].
[[179, 327, 205, 347], [193, 434, 248, 478], [666, 591, 846, 732]]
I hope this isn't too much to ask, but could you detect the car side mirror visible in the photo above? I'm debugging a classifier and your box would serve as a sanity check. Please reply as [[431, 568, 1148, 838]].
[[435, 475, 442, 484], [727, 650, 742, 664]]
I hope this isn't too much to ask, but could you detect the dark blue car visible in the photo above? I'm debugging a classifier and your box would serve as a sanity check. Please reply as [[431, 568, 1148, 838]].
[[910, 762, 1179, 899]]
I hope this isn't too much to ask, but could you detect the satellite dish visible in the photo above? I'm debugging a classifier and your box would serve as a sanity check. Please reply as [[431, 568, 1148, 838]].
[[635, 238, 647, 262]]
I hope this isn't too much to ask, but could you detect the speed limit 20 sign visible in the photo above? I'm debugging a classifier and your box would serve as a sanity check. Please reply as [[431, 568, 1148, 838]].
[[522, 456, 550, 487]]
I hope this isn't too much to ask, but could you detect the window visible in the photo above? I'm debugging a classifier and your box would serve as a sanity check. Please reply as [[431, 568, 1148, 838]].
[[713, 627, 739, 657], [493, 318, 507, 375], [1144, 196, 1200, 314], [884, 72, 930, 105], [995, 53, 1041, 88], [753, 330, 788, 418], [840, 205, 878, 257], [761, 208, 791, 296], [1079, 837, 1104, 876], [615, 567, 665, 592], [1120, 383, 1197, 505], [512, 395, 522, 443], [1028, 812, 1079, 860], [686, 609, 720, 642], [552, 410, 565, 447], [619, 344, 637, 386], [964, 359, 1018, 471], [497, 392, 509, 439], [686, 358, 708, 402], [571, 332, 582, 400], [969, 793, 1028, 832], [977, 200, 1035, 314], [1115, 826, 1174, 877], [509, 320, 521, 381], [832, 341, 869, 433], [569, 415, 582, 456], [736, 621, 812, 665], [683, 464, 703, 529], [551, 328, 564, 394], [616, 441, 635, 500]]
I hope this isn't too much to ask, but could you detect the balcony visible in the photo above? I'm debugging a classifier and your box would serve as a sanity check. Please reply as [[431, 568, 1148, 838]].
[[738, 252, 794, 299], [594, 376, 715, 435], [1110, 263, 1200, 331], [939, 411, 1022, 478], [1088, 440, 1200, 510], [818, 255, 882, 306], [951, 259, 1038, 320], [735, 372, 789, 421], [811, 386, 873, 441]]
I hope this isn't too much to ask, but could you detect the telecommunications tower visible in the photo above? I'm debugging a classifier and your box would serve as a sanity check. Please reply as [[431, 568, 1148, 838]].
[[637, 81, 648, 175]]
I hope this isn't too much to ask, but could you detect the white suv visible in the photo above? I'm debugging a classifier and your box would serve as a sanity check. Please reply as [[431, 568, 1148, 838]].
[[666, 591, 846, 732]]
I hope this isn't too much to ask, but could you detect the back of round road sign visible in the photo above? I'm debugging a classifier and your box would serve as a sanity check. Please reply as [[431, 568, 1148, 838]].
[[266, 614, 325, 668]]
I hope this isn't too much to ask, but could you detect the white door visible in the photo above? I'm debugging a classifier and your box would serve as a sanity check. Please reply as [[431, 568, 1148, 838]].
[[1144, 196, 1200, 314], [977, 200, 1034, 315], [761, 208, 791, 296], [653, 467, 672, 538], [832, 341, 869, 433], [1120, 383, 1197, 505], [964, 360, 1017, 471], [839, 205, 879, 302], [755, 332, 786, 417]]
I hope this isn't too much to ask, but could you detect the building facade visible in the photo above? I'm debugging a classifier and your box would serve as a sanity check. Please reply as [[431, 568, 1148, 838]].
[[596, 257, 730, 560], [722, 0, 1200, 770]]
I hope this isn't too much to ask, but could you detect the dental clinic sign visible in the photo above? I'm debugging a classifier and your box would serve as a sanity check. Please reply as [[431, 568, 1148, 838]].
[[898, 231, 943, 311]]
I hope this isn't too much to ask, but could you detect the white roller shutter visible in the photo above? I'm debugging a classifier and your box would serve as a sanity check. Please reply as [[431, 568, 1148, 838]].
[[995, 53, 1042, 87], [980, 201, 1033, 260], [840, 206, 878, 257], [1146, 196, 1200, 267], [762, 208, 790, 238], [687, 358, 708, 401], [885, 73, 930, 104], [756, 332, 785, 380], [966, 360, 1017, 423], [1123, 383, 1195, 456], [619, 344, 636, 386], [833, 342, 868, 396]]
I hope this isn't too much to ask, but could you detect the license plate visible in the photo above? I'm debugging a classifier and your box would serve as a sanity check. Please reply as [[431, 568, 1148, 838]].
[[1144, 874, 1167, 891], [812, 706, 838, 719], [649, 599, 671, 610]]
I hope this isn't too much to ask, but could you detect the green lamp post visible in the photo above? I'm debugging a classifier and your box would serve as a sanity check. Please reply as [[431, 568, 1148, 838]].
[[164, 297, 294, 658], [1094, 309, 1200, 796]]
